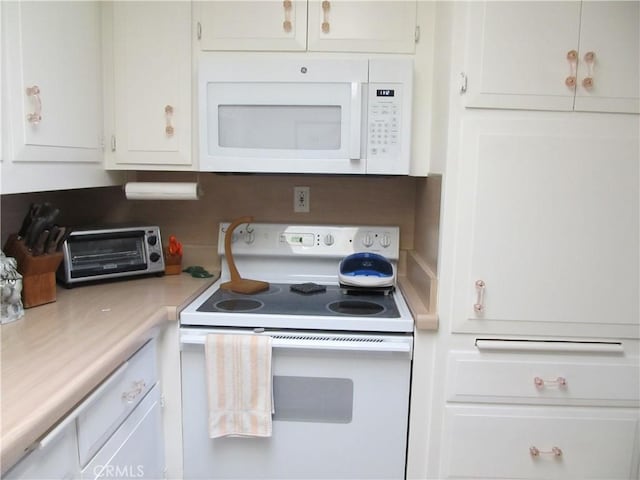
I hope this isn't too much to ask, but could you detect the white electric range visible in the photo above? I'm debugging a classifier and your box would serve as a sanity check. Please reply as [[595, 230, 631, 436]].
[[180, 222, 414, 479]]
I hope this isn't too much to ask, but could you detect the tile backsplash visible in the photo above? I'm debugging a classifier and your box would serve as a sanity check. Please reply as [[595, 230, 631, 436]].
[[2, 172, 417, 268]]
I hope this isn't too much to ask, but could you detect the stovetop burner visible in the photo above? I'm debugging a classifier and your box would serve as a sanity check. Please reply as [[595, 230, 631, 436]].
[[196, 283, 400, 318]]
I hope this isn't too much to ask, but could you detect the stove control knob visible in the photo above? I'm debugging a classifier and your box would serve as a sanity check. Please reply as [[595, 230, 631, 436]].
[[323, 234, 334, 246], [362, 232, 374, 248], [150, 252, 161, 262], [379, 233, 392, 248], [243, 231, 255, 244]]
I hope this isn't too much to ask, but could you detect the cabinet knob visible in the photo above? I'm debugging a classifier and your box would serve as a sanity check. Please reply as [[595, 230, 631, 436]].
[[26, 85, 42, 124], [566, 50, 578, 61], [565, 76, 576, 87], [582, 77, 594, 89]]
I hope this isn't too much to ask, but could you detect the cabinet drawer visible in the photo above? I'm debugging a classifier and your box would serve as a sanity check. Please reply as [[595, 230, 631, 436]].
[[442, 405, 640, 479], [447, 352, 640, 406], [77, 340, 157, 466]]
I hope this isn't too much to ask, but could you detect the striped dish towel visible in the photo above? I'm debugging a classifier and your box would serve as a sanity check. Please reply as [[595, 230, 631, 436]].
[[205, 334, 273, 438]]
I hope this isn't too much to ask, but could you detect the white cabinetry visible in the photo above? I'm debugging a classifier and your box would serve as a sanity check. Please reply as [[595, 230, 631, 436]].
[[3, 422, 78, 480], [103, 2, 192, 170], [1, 1, 120, 193], [440, 343, 640, 479], [464, 1, 639, 113], [196, 0, 417, 53], [450, 114, 639, 339], [3, 339, 163, 480]]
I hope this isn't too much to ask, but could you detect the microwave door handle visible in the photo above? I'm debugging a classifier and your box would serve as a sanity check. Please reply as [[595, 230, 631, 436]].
[[349, 82, 362, 160]]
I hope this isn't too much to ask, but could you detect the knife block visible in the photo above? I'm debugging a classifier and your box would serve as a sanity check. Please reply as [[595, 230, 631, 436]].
[[3, 234, 63, 308]]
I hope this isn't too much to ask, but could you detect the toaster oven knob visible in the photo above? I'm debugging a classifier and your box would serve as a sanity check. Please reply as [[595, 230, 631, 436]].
[[150, 252, 161, 262], [147, 235, 157, 246]]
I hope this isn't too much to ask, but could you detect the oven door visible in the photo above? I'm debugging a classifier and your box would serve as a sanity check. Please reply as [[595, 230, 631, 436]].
[[180, 328, 412, 479]]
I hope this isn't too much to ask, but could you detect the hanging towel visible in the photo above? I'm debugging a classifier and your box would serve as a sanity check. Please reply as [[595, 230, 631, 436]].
[[205, 334, 273, 438]]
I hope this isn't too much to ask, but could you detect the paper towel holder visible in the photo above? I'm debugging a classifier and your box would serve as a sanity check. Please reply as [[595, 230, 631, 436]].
[[123, 182, 202, 201]]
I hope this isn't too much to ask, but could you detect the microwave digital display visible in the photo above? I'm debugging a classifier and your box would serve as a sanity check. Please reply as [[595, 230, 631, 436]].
[[376, 89, 395, 97]]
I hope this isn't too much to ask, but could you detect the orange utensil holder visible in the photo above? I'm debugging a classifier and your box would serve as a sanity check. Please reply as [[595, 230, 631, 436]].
[[3, 234, 63, 308]]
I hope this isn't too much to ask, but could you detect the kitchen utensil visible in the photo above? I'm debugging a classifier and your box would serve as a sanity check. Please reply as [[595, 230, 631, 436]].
[[45, 226, 66, 254], [17, 203, 41, 239], [24, 207, 60, 249], [219, 216, 269, 294], [31, 229, 50, 256]]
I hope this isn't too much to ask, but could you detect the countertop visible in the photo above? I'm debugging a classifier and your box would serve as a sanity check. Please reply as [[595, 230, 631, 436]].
[[0, 272, 216, 473]]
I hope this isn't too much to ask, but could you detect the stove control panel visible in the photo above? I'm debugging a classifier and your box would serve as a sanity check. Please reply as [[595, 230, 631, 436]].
[[218, 223, 400, 259]]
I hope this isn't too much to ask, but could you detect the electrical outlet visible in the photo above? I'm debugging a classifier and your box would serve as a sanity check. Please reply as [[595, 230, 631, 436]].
[[294, 186, 310, 213]]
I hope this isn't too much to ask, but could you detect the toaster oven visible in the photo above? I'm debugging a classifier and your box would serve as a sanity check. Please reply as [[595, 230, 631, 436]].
[[58, 226, 165, 286]]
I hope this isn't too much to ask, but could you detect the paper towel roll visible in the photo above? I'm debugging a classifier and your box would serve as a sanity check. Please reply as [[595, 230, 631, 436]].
[[124, 182, 201, 200]]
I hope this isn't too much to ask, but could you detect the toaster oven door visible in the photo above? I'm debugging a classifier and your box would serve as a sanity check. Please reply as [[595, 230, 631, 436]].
[[66, 231, 149, 280]]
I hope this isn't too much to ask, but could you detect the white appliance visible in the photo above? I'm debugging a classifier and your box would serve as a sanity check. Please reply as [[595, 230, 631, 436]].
[[198, 54, 413, 175], [180, 222, 414, 479]]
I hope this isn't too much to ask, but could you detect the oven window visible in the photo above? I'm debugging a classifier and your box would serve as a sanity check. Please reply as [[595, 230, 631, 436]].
[[272, 376, 353, 424], [68, 233, 147, 278], [218, 105, 342, 150]]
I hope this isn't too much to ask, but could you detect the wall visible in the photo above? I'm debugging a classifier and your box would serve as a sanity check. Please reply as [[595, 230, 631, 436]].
[[2, 173, 417, 268]]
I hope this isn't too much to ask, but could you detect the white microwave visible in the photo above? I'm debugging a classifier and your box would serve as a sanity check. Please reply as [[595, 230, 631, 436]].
[[198, 54, 413, 175]]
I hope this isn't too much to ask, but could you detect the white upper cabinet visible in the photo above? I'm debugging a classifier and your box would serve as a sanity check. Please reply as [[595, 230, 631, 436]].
[[103, 2, 192, 170], [1, 1, 120, 193], [196, 0, 417, 53], [464, 1, 639, 113], [307, 1, 417, 53], [450, 114, 639, 339], [195, 1, 308, 51]]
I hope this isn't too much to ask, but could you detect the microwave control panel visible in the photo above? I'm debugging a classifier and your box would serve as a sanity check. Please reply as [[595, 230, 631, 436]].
[[367, 84, 402, 160]]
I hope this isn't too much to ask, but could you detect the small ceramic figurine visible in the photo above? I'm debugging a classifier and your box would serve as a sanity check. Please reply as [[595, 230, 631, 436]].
[[1, 251, 24, 324]]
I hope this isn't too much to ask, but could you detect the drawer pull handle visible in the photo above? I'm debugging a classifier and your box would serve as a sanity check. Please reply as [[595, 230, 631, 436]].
[[26, 85, 42, 124], [530, 446, 563, 457], [534, 376, 567, 388], [282, 0, 292, 33], [165, 105, 174, 136], [121, 380, 147, 403], [473, 280, 485, 313]]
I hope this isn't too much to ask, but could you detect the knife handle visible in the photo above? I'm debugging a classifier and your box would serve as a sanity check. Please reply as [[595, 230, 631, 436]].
[[32, 229, 50, 256]]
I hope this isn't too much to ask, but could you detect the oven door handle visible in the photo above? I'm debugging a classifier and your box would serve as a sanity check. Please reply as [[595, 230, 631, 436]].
[[180, 334, 411, 354]]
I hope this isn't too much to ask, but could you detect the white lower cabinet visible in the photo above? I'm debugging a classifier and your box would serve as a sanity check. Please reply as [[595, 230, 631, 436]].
[[3, 338, 163, 480], [81, 384, 163, 480], [440, 343, 640, 479], [4, 422, 78, 480], [441, 405, 640, 479]]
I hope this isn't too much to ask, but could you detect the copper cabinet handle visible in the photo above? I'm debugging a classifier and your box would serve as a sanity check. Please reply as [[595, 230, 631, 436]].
[[321, 0, 330, 34], [26, 85, 42, 124], [473, 280, 485, 313], [165, 105, 174, 136], [283, 0, 292, 33], [534, 376, 567, 388], [565, 50, 577, 89], [582, 51, 595, 90], [530, 446, 563, 457]]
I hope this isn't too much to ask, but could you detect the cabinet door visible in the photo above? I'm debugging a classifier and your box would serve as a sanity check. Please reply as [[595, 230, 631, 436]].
[[1, 1, 120, 193], [82, 385, 164, 480], [4, 422, 78, 480], [574, 1, 640, 114], [451, 114, 639, 338], [464, 1, 580, 111], [308, 1, 416, 53], [196, 1, 307, 51], [105, 2, 192, 169]]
